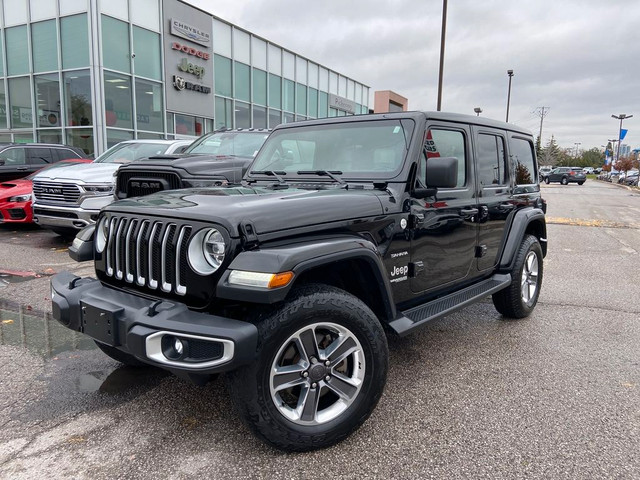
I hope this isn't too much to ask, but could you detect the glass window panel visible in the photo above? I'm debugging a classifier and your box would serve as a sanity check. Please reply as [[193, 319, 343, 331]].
[[0, 80, 6, 128], [106, 128, 134, 148], [268, 109, 280, 128], [137, 132, 164, 139], [60, 0, 87, 15], [268, 44, 281, 74], [252, 37, 267, 70], [348, 80, 355, 101], [0, 148, 26, 164], [8, 77, 33, 128], [102, 16, 131, 73], [253, 68, 267, 106], [35, 74, 61, 128], [426, 129, 466, 188], [135, 78, 163, 132], [214, 55, 232, 97], [283, 79, 294, 112], [356, 84, 363, 105], [308, 88, 318, 118], [268, 74, 281, 109], [6, 26, 29, 76], [205, 118, 214, 133], [64, 70, 92, 127], [252, 105, 266, 129], [329, 107, 338, 117], [133, 27, 161, 79], [296, 57, 307, 84], [104, 71, 133, 129], [308, 63, 318, 89], [233, 29, 250, 64], [166, 112, 174, 134], [283, 112, 294, 124], [213, 20, 231, 57], [174, 114, 196, 136], [295, 83, 307, 115], [0, 134, 11, 143], [61, 14, 89, 69], [338, 76, 347, 97], [283, 51, 294, 80], [66, 128, 94, 155], [477, 134, 507, 186], [329, 72, 338, 94], [4, 1, 28, 25], [511, 137, 538, 191], [37, 130, 63, 144], [363, 87, 369, 108], [30, 0, 57, 21], [0, 35, 3, 76], [131, 0, 160, 31], [318, 91, 328, 118], [101, 0, 128, 21], [319, 67, 329, 92], [234, 62, 250, 102], [235, 101, 250, 129], [13, 134, 34, 143], [215, 96, 232, 129], [32, 20, 59, 73]]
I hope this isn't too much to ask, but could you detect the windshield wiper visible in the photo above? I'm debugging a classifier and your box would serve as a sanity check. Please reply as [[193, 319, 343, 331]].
[[249, 170, 288, 187], [297, 170, 345, 185]]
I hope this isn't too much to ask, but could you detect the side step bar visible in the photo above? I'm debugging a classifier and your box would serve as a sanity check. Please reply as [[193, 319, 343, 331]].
[[388, 273, 512, 336]]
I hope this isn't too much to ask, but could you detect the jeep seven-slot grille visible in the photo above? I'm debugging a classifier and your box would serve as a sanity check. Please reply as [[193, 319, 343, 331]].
[[33, 181, 81, 204], [104, 216, 192, 295], [117, 170, 183, 198]]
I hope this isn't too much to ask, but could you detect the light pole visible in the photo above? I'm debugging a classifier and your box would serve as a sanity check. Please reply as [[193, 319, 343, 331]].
[[611, 114, 633, 165], [505, 69, 514, 122], [474, 107, 482, 116], [436, 0, 448, 111], [574, 142, 581, 159]]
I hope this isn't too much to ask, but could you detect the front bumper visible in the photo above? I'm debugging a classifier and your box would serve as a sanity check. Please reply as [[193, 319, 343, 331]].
[[51, 271, 258, 375], [33, 196, 112, 229]]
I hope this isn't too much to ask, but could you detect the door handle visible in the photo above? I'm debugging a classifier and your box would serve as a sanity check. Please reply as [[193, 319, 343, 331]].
[[460, 208, 478, 216], [499, 203, 515, 211]]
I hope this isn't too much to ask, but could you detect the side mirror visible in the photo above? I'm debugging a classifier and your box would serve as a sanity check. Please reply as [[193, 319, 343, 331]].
[[426, 156, 458, 188], [69, 224, 95, 262]]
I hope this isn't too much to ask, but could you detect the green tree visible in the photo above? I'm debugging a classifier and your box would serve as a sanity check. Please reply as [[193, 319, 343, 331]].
[[539, 136, 562, 166], [579, 148, 605, 168]]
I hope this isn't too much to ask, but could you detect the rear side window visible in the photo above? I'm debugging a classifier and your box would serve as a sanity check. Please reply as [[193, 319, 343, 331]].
[[477, 134, 507, 186], [56, 148, 82, 160], [29, 148, 54, 165], [510, 137, 537, 191], [425, 129, 466, 188]]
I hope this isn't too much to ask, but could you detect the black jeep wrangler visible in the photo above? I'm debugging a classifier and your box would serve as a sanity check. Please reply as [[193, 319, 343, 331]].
[[52, 112, 547, 452], [114, 129, 270, 198]]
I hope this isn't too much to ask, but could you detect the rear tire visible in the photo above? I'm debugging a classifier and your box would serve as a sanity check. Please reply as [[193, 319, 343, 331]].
[[544, 177, 550, 184], [94, 341, 146, 366], [492, 234, 543, 319], [578, 181, 584, 185], [227, 284, 388, 452], [561, 177, 568, 185]]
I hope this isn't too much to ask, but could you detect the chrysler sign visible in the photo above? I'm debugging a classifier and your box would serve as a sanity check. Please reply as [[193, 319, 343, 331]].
[[170, 18, 210, 47]]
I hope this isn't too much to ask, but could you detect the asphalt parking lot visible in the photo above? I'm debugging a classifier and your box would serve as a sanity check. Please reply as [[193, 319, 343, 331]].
[[1, 180, 639, 479]]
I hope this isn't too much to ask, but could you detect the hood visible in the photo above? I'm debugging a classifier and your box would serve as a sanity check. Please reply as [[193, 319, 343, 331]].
[[0, 179, 32, 197], [125, 154, 252, 176], [33, 162, 120, 184], [107, 186, 386, 237]]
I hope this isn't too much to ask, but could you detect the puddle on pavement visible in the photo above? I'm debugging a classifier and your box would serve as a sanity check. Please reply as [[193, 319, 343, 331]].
[[1, 302, 168, 394], [0, 269, 54, 288]]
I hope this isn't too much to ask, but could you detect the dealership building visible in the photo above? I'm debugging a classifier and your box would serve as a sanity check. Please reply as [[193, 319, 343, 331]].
[[0, 0, 371, 156]]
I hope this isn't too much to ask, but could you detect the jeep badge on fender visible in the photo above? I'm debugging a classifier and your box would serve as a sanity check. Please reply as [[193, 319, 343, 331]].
[[51, 111, 547, 452]]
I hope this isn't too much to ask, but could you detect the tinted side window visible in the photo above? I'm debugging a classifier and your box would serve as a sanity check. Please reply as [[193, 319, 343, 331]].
[[58, 148, 82, 160], [29, 148, 54, 165], [510, 137, 536, 188], [425, 129, 466, 188], [477, 134, 507, 186], [0, 148, 26, 165]]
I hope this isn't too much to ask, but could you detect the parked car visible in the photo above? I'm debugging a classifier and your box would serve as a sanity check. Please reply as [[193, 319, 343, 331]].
[[582, 167, 594, 174], [539, 166, 553, 177], [32, 139, 192, 237], [622, 170, 639, 186], [593, 167, 603, 174], [0, 159, 93, 224], [52, 111, 547, 451], [115, 129, 270, 199], [543, 166, 586, 185], [0, 143, 86, 182]]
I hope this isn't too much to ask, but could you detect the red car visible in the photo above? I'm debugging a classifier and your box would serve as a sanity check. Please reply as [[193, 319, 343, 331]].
[[0, 159, 92, 224]]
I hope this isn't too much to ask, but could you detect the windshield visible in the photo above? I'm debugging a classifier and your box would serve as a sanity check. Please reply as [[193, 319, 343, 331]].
[[249, 119, 413, 179], [185, 132, 269, 157], [94, 142, 171, 164]]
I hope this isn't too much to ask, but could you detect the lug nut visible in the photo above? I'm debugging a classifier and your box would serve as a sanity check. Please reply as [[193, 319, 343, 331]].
[[302, 371, 309, 378], [325, 375, 330, 381], [324, 360, 331, 366], [311, 382, 317, 388], [310, 357, 317, 363]]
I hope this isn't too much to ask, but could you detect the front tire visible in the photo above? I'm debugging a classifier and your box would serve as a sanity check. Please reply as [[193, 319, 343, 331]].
[[227, 284, 389, 452], [492, 234, 543, 318], [544, 177, 550, 184], [561, 177, 568, 185]]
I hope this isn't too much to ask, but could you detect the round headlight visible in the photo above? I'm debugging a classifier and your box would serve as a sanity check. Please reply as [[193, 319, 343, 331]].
[[188, 228, 226, 275], [95, 216, 109, 253]]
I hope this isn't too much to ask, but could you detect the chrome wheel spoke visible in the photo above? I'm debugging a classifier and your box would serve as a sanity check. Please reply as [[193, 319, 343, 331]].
[[297, 328, 320, 362], [326, 372, 359, 400], [299, 385, 321, 422], [272, 364, 307, 393], [324, 335, 358, 366]]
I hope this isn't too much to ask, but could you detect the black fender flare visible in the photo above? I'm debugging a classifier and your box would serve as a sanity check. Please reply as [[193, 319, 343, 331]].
[[498, 207, 547, 271], [216, 235, 396, 321]]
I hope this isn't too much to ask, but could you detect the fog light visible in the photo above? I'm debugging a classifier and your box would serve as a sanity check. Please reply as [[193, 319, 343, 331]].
[[174, 337, 184, 355]]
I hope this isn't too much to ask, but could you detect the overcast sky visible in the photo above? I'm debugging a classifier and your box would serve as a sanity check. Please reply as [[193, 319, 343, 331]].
[[187, 0, 639, 152]]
